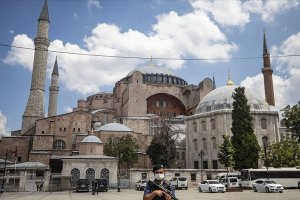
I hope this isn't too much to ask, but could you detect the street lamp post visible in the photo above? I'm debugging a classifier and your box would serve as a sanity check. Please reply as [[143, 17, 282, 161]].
[[117, 152, 123, 192], [263, 144, 269, 180], [198, 150, 204, 181]]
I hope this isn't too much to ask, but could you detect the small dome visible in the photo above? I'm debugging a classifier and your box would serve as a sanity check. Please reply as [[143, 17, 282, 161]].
[[126, 64, 175, 77], [81, 135, 102, 143], [99, 123, 132, 132], [196, 85, 270, 114]]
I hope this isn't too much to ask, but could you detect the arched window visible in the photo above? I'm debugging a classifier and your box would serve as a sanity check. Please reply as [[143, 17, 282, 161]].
[[193, 122, 197, 132], [193, 139, 198, 151], [280, 119, 287, 127], [201, 120, 206, 131], [202, 138, 207, 150], [86, 168, 95, 182], [100, 168, 110, 185], [53, 140, 66, 150], [212, 137, 217, 149], [211, 119, 216, 130], [70, 168, 80, 187], [261, 118, 267, 129]]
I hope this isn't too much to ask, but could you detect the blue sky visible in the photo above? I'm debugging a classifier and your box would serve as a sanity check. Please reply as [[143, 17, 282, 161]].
[[1, 0, 300, 135]]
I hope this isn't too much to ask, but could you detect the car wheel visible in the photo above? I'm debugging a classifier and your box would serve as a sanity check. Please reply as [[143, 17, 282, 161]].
[[298, 182, 300, 189], [198, 187, 202, 192], [279, 190, 283, 193], [266, 187, 270, 193], [209, 187, 212, 193], [253, 187, 257, 192]]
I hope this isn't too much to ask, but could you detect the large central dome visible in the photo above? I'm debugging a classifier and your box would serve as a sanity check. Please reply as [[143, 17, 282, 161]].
[[195, 85, 270, 114], [126, 64, 175, 77]]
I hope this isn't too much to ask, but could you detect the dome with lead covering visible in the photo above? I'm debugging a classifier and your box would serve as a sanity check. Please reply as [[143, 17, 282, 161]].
[[196, 85, 270, 114], [127, 64, 175, 77], [98, 123, 132, 132], [81, 135, 102, 143]]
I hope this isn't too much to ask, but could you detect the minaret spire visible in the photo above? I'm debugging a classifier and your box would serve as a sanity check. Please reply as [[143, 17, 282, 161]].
[[21, 0, 50, 134], [262, 31, 275, 106], [48, 56, 59, 117], [39, 0, 50, 23], [212, 74, 216, 89]]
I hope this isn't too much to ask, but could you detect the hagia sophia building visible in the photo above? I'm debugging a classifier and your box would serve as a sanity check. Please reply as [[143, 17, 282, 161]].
[[0, 0, 288, 191]]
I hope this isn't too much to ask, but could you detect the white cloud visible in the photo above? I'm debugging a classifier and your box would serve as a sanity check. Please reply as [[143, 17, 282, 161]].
[[241, 32, 300, 108], [73, 12, 78, 19], [191, 0, 249, 28], [0, 111, 8, 137], [87, 0, 102, 10], [64, 106, 73, 113], [5, 7, 237, 95], [9, 30, 15, 34], [4, 34, 34, 71], [243, 0, 299, 22]]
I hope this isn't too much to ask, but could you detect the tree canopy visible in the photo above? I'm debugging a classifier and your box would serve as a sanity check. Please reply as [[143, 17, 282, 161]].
[[261, 138, 300, 167], [218, 135, 234, 171], [146, 118, 177, 168], [282, 101, 300, 142], [231, 87, 260, 170], [104, 135, 139, 168]]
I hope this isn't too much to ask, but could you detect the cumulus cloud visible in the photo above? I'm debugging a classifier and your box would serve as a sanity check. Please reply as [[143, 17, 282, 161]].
[[191, 0, 299, 27], [0, 111, 8, 137], [5, 6, 238, 95], [241, 32, 300, 108], [191, 0, 249, 28], [4, 34, 34, 71], [243, 0, 299, 22]]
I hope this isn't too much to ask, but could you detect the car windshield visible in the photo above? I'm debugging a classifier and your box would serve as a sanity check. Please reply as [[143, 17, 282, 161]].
[[265, 180, 277, 184], [207, 180, 219, 184], [178, 177, 187, 181], [142, 180, 147, 183]]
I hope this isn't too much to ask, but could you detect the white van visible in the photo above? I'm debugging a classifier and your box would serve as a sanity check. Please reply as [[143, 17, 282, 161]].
[[215, 172, 241, 186], [170, 177, 188, 190]]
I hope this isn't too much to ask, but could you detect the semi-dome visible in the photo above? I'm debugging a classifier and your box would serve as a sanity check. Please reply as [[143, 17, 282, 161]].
[[98, 123, 132, 132], [196, 85, 270, 114], [81, 135, 102, 143], [127, 64, 175, 77]]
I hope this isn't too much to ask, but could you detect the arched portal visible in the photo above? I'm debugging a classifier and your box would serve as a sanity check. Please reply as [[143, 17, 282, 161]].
[[146, 93, 187, 117], [70, 168, 80, 187], [100, 168, 110, 185]]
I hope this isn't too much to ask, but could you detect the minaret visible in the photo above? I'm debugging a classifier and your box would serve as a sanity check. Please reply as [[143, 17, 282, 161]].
[[48, 57, 59, 117], [212, 75, 216, 89], [262, 32, 275, 106], [21, 0, 50, 134]]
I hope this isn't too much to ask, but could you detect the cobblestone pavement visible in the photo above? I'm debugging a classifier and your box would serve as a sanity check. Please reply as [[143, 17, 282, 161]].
[[1, 188, 300, 200]]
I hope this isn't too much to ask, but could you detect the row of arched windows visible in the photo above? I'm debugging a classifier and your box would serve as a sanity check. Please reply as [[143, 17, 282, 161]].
[[192, 119, 216, 132], [192, 118, 268, 132], [70, 168, 110, 186], [193, 137, 217, 151]]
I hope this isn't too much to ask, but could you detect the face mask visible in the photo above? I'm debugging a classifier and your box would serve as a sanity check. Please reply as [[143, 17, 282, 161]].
[[154, 173, 164, 180]]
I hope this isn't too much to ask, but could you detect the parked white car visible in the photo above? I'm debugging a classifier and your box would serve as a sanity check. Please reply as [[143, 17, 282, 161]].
[[252, 179, 284, 193], [170, 177, 188, 190], [198, 180, 226, 193], [135, 179, 147, 191]]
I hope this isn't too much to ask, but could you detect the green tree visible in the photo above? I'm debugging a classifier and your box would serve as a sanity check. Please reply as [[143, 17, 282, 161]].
[[146, 117, 177, 168], [104, 135, 139, 168], [282, 102, 300, 142], [261, 138, 300, 167], [218, 135, 235, 174], [231, 87, 260, 170]]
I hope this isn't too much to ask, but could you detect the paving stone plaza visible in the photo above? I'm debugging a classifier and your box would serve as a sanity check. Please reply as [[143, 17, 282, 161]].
[[1, 189, 300, 200]]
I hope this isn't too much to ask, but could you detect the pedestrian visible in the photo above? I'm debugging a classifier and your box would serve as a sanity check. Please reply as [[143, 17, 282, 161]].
[[92, 179, 98, 195], [143, 164, 175, 200]]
